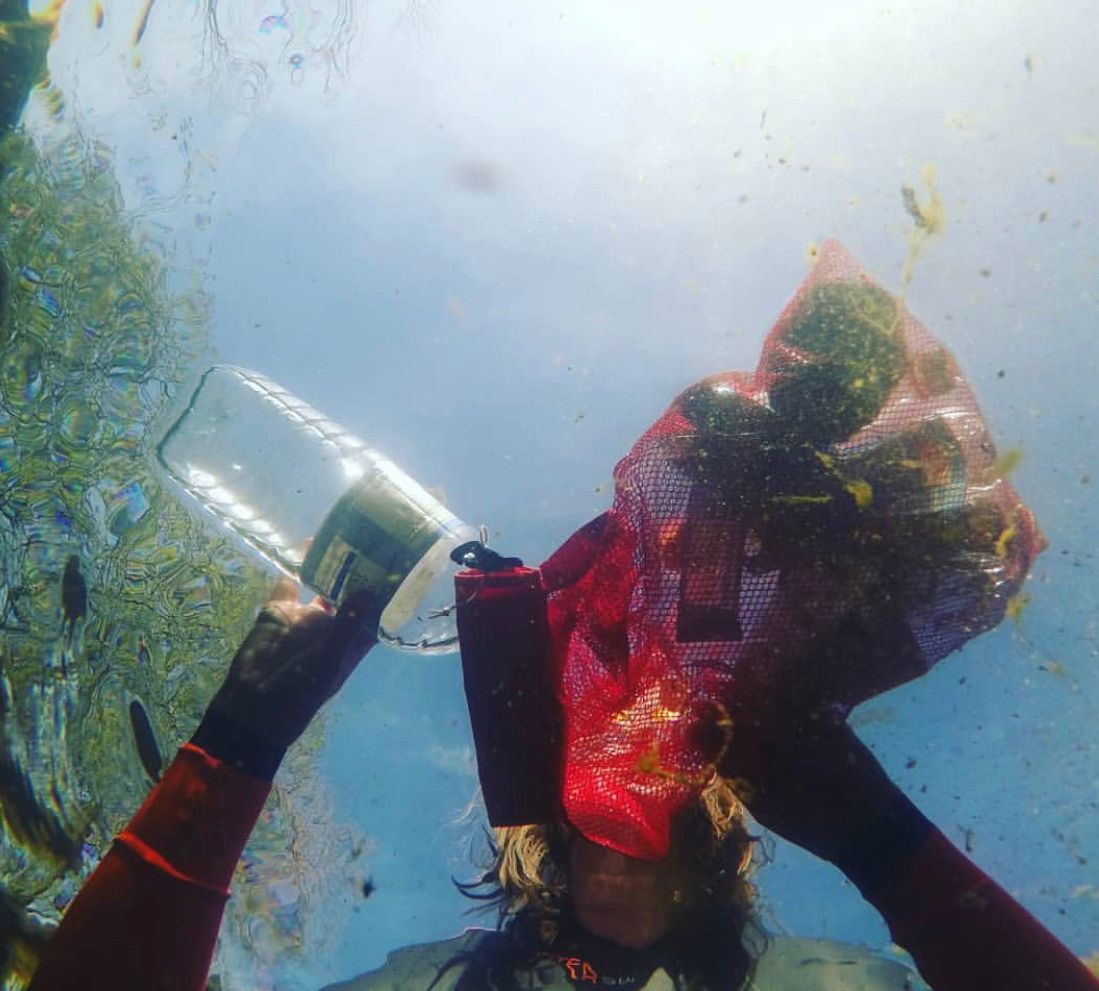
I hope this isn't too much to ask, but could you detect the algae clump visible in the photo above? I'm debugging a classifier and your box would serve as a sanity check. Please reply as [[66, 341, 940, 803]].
[[768, 281, 906, 446]]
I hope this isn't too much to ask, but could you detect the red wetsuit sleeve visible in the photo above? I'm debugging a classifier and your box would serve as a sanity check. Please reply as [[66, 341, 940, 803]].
[[840, 808, 1099, 991], [28, 743, 271, 991]]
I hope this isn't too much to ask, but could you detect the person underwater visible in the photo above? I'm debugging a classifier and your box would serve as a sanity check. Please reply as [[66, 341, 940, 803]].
[[23, 242, 1094, 991], [23, 550, 1099, 991]]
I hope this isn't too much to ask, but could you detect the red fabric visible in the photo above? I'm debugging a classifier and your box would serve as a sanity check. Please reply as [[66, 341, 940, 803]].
[[456, 566, 562, 826], [28, 744, 270, 991], [114, 830, 229, 897], [545, 240, 1045, 860]]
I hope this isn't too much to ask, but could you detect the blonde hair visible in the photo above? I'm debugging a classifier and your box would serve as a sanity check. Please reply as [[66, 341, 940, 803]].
[[450, 777, 761, 990], [485, 775, 756, 943]]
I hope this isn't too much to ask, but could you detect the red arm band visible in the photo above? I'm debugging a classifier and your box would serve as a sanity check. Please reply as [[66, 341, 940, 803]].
[[28, 743, 271, 991]]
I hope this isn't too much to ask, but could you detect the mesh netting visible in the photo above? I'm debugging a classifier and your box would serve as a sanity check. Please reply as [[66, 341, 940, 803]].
[[544, 240, 1045, 860]]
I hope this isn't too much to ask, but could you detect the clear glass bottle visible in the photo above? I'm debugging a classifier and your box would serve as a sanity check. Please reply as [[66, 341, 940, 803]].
[[156, 365, 477, 654]]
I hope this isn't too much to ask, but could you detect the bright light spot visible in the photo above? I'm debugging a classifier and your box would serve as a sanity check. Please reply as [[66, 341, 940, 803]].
[[341, 457, 366, 482]]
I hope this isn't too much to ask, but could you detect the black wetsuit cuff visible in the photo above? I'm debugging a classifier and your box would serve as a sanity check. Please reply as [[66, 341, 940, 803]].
[[830, 794, 935, 898], [190, 706, 286, 782]]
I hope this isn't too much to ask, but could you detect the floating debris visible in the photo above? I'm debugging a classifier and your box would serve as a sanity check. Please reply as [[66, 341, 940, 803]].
[[993, 447, 1025, 479], [900, 164, 946, 288]]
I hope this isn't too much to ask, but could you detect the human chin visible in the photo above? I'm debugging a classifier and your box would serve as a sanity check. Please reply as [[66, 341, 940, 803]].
[[568, 837, 678, 948]]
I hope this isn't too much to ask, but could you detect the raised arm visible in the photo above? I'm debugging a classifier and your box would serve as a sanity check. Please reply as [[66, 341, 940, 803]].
[[723, 713, 1099, 991], [28, 582, 380, 991]]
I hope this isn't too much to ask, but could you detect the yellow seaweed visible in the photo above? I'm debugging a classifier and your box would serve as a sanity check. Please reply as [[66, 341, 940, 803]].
[[1005, 591, 1030, 623], [995, 523, 1018, 559], [844, 478, 874, 509], [901, 164, 946, 289], [993, 446, 1025, 478]]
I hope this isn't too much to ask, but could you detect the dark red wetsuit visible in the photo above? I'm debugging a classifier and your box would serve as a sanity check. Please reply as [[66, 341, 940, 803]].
[[26, 725, 1099, 991]]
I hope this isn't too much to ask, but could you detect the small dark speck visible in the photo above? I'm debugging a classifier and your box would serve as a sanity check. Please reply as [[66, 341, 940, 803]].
[[979, 268, 992, 278], [905, 757, 917, 769], [1038, 211, 1049, 223], [996, 369, 1005, 378], [738, 194, 749, 204], [361, 878, 375, 899], [958, 676, 967, 685], [1082, 474, 1091, 485]]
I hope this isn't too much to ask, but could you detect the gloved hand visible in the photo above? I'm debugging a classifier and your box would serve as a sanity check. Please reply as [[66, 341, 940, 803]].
[[205, 577, 382, 754], [719, 705, 906, 867], [712, 637, 916, 870]]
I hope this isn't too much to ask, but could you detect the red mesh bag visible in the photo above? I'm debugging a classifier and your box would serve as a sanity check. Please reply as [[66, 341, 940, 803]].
[[543, 239, 1045, 860]]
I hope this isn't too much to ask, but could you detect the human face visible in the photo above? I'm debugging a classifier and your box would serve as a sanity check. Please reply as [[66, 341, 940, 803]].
[[567, 832, 702, 949]]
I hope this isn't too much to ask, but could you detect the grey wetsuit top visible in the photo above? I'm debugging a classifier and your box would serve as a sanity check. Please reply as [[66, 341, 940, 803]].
[[321, 930, 929, 991]]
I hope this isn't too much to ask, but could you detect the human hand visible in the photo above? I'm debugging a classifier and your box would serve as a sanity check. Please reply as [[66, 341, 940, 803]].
[[711, 643, 908, 866], [206, 577, 382, 752], [719, 706, 903, 865]]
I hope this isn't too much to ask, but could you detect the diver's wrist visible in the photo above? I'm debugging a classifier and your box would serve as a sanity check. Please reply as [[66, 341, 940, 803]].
[[829, 790, 933, 898], [190, 704, 286, 781]]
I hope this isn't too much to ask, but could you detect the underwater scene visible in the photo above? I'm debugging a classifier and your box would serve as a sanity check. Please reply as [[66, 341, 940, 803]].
[[0, 1, 1097, 988]]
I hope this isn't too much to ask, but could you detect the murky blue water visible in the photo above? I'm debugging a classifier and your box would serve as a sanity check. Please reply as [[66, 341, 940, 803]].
[[1, 1, 1097, 988]]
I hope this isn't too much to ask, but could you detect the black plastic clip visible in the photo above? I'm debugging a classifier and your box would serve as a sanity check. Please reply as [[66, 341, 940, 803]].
[[450, 541, 524, 573]]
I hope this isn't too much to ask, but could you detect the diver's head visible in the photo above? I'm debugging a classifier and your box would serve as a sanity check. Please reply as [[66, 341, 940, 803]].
[[567, 828, 703, 950], [470, 775, 756, 960], [566, 774, 753, 950]]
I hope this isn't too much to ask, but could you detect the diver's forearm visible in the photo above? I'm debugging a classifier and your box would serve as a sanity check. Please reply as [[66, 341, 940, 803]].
[[834, 792, 1099, 991], [29, 724, 275, 991]]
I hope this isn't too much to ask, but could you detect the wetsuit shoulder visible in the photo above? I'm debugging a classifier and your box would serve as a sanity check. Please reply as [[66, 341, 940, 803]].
[[749, 936, 928, 991]]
